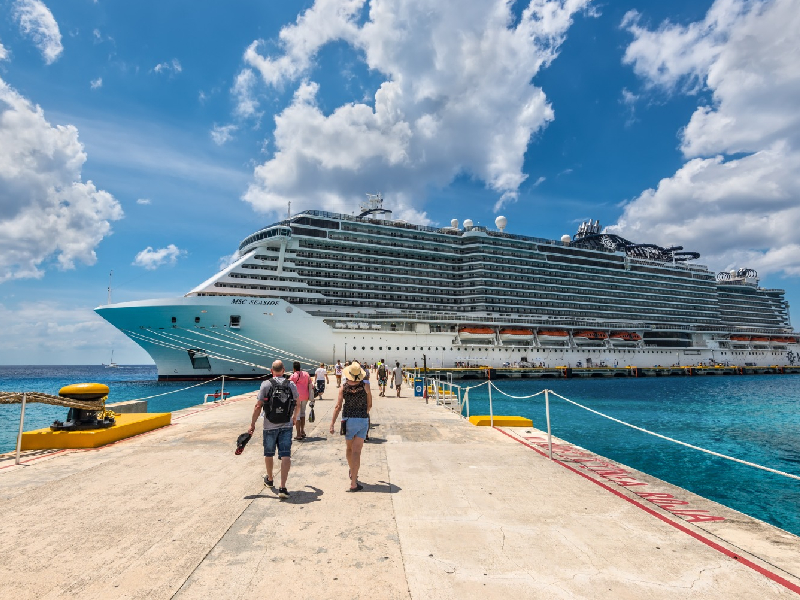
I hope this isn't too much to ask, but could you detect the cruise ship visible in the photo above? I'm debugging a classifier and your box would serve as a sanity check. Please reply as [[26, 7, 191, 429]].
[[96, 195, 798, 379]]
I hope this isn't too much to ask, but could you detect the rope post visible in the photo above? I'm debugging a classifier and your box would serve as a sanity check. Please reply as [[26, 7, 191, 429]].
[[545, 389, 553, 460], [464, 388, 470, 419], [15, 392, 27, 466], [220, 375, 225, 403], [488, 381, 494, 428]]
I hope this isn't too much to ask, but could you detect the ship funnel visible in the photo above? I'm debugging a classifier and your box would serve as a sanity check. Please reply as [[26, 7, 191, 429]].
[[451, 219, 459, 229], [495, 216, 507, 232]]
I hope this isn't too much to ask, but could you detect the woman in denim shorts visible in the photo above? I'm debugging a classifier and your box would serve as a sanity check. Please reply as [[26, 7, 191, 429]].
[[329, 361, 372, 492]]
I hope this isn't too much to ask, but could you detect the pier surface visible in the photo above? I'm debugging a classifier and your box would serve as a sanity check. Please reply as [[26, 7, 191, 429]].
[[2, 383, 799, 599]]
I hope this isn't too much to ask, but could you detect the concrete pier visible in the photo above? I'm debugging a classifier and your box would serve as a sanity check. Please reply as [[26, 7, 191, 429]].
[[1, 383, 799, 598]]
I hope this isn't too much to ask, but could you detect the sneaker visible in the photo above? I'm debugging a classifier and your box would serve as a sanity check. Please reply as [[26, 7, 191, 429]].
[[264, 476, 274, 487], [278, 487, 290, 499]]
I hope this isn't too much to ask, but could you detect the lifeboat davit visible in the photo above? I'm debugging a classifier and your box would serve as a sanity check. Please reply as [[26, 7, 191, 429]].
[[458, 326, 495, 341], [572, 331, 608, 344], [608, 331, 641, 345], [537, 330, 569, 344], [499, 328, 534, 342]]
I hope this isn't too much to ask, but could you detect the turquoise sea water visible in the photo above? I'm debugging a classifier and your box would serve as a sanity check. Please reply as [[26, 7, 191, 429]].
[[460, 375, 800, 536], [2, 366, 799, 536], [0, 365, 261, 454]]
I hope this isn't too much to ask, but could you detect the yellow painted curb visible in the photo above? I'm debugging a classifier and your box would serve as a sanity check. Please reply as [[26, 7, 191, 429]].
[[468, 415, 533, 427], [21, 413, 172, 450]]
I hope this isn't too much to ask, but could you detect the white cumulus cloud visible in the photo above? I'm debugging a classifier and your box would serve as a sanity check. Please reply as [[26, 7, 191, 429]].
[[13, 0, 63, 64], [133, 244, 185, 270], [241, 0, 591, 219], [0, 40, 8, 61], [90, 77, 102, 89], [0, 77, 123, 283], [231, 68, 259, 119], [153, 59, 182, 75], [612, 0, 800, 277], [136, 198, 151, 205], [210, 123, 237, 145]]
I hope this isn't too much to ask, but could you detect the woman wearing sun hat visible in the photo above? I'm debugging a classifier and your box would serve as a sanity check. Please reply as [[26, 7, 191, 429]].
[[329, 361, 372, 491]]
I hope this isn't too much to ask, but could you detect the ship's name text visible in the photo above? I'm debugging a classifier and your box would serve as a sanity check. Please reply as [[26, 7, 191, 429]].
[[231, 299, 279, 306]]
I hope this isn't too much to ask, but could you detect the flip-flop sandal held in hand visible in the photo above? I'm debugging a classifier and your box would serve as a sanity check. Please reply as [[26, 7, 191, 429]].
[[235, 432, 252, 455]]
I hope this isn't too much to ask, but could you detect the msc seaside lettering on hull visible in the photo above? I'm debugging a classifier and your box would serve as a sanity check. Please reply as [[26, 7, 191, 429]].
[[230, 299, 279, 306]]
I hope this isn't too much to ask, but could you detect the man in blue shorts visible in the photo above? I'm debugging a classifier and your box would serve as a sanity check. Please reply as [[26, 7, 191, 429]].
[[248, 360, 300, 499]]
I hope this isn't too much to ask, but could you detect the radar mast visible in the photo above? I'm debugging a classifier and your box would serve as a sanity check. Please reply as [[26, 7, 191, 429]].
[[358, 193, 393, 218]]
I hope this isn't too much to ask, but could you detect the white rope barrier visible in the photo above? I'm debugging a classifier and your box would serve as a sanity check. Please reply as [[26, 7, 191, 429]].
[[545, 389, 800, 482], [489, 383, 546, 399], [460, 382, 800, 481], [127, 377, 223, 402], [463, 380, 489, 392]]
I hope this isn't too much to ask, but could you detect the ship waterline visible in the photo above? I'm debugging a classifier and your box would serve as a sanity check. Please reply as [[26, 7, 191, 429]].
[[96, 198, 798, 379]]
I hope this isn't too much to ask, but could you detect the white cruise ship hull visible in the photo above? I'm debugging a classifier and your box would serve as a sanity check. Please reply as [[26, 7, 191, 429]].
[[96, 297, 799, 379]]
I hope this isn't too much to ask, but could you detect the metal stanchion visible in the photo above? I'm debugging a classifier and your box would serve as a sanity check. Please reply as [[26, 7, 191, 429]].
[[545, 388, 552, 460], [220, 375, 225, 402], [488, 382, 494, 427], [464, 389, 470, 419], [15, 393, 27, 466]]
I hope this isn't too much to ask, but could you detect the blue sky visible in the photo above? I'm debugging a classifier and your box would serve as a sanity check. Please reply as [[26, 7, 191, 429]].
[[1, 0, 798, 364]]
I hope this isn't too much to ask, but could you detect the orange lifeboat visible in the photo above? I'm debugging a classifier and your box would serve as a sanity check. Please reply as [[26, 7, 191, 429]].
[[499, 328, 534, 342], [609, 331, 641, 345], [458, 326, 495, 341], [788, 337, 798, 344], [770, 336, 789, 346], [537, 330, 569, 344], [751, 336, 770, 345], [730, 335, 751, 342], [573, 331, 608, 344]]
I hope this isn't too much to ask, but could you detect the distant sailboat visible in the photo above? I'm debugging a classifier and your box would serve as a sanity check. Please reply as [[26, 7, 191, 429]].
[[104, 349, 119, 368]]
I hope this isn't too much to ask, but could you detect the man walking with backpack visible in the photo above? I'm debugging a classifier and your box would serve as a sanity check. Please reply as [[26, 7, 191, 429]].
[[248, 360, 300, 499], [377, 360, 388, 397]]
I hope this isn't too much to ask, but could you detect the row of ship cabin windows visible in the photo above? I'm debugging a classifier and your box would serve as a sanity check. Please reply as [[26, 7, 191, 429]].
[[170, 316, 241, 328]]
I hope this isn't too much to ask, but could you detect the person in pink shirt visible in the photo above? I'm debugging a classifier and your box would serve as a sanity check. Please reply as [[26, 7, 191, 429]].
[[290, 361, 314, 440]]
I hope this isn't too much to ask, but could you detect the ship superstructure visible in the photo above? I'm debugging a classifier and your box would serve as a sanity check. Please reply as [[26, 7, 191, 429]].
[[96, 197, 797, 379]]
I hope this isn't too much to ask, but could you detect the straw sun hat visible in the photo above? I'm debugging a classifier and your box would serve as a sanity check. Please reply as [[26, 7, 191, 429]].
[[344, 361, 366, 381]]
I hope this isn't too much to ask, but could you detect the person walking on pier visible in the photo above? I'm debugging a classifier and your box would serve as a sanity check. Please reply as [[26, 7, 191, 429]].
[[314, 363, 329, 399], [334, 360, 343, 388], [248, 360, 300, 499], [392, 361, 404, 398], [377, 360, 388, 396], [290, 361, 314, 440], [329, 361, 372, 492]]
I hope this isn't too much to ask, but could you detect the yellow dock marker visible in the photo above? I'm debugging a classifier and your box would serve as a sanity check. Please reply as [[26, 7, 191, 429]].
[[21, 412, 171, 450], [468, 415, 532, 427]]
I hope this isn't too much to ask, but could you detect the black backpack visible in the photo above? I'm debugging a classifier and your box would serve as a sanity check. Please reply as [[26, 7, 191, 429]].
[[264, 378, 295, 423], [378, 364, 387, 378]]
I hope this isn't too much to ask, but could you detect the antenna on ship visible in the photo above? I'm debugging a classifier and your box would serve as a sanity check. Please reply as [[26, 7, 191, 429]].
[[287, 201, 291, 219], [358, 193, 393, 218]]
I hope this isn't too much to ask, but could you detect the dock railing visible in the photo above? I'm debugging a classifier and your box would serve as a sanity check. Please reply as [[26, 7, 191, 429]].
[[440, 380, 800, 482]]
